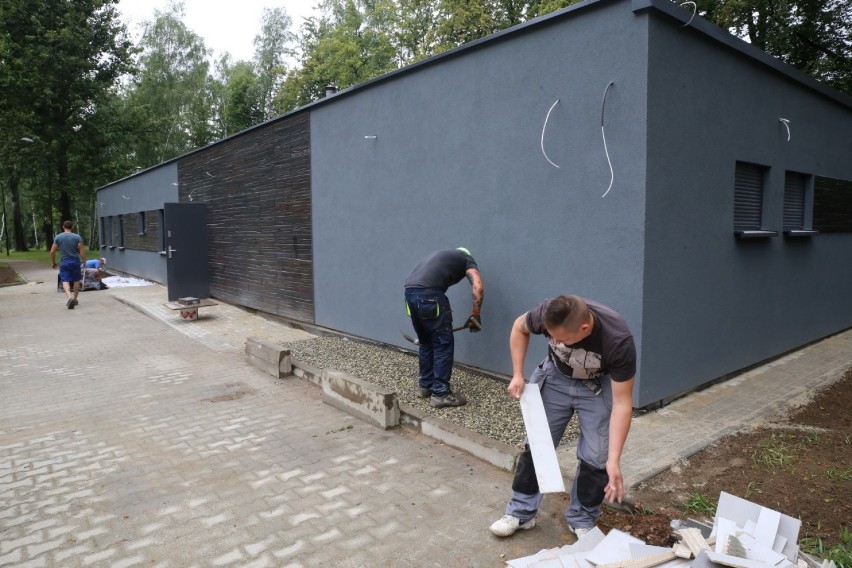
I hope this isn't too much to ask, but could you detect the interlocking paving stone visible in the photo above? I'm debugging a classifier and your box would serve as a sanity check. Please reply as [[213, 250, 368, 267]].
[[3, 260, 851, 567]]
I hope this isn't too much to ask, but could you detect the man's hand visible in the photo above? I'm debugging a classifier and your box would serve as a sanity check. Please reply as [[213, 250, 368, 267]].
[[466, 313, 482, 332], [604, 460, 625, 504], [507, 375, 526, 400], [51, 262, 57, 269]]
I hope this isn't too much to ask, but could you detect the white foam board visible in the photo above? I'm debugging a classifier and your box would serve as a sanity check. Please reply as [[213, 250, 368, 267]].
[[520, 383, 566, 493]]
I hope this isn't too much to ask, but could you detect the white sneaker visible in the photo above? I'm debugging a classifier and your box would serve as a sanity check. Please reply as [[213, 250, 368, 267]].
[[489, 515, 536, 537], [568, 525, 591, 539]]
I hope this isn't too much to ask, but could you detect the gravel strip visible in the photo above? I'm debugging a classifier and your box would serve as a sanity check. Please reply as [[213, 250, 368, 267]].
[[281, 335, 579, 448]]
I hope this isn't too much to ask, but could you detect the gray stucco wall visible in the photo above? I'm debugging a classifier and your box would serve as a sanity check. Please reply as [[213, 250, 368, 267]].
[[96, 163, 178, 283], [641, 12, 852, 405], [311, 2, 648, 379]]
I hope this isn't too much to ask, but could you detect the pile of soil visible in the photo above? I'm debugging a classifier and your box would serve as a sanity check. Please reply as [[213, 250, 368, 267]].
[[601, 368, 851, 551], [0, 263, 22, 286]]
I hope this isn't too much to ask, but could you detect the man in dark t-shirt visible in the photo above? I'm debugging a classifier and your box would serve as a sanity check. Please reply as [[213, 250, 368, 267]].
[[404, 248, 484, 408], [490, 295, 636, 539]]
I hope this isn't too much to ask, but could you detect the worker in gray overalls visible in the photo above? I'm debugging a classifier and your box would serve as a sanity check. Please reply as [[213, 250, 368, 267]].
[[490, 295, 636, 539]]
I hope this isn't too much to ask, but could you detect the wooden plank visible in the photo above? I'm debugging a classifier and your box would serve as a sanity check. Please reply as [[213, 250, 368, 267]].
[[594, 551, 677, 568], [677, 528, 711, 557]]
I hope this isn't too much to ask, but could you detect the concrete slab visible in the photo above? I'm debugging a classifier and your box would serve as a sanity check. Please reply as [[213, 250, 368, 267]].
[[320, 369, 400, 429]]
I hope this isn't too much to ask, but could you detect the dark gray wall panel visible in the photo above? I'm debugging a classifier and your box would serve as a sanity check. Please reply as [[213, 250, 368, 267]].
[[642, 13, 852, 405], [311, 3, 648, 379], [177, 113, 313, 322]]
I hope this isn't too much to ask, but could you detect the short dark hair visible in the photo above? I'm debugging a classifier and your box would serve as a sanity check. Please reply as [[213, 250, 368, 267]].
[[544, 295, 589, 330], [63, 220, 73, 229]]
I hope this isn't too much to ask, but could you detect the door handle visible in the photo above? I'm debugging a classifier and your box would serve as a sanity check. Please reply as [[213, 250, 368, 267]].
[[168, 246, 178, 259]]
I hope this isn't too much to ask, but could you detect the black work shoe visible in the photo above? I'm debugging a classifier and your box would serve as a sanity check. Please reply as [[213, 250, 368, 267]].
[[431, 393, 467, 408], [66, 298, 75, 309], [72, 299, 79, 307], [416, 387, 431, 399]]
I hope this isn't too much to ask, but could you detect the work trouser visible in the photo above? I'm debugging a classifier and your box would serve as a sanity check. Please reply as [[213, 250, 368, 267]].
[[404, 287, 454, 397], [505, 358, 613, 529]]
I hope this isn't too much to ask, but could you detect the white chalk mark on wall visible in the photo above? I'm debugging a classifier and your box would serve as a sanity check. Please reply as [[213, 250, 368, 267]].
[[601, 81, 615, 198], [779, 118, 791, 142], [540, 99, 561, 169]]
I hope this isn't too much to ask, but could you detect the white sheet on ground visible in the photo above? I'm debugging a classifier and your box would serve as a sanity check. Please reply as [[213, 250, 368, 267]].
[[102, 276, 153, 287]]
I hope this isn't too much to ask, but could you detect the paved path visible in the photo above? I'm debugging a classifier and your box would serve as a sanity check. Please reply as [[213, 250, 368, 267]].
[[2, 259, 850, 567]]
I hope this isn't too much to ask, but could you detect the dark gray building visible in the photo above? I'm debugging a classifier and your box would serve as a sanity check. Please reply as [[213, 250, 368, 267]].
[[96, 0, 852, 407]]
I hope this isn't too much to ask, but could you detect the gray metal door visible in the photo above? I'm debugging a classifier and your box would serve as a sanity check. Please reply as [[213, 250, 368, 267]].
[[164, 202, 209, 302]]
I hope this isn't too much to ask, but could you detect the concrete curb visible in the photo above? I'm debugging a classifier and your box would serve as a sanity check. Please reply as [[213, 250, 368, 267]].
[[290, 358, 519, 471]]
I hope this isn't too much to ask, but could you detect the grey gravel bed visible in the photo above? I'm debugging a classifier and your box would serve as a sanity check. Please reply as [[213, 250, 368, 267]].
[[281, 335, 579, 448]]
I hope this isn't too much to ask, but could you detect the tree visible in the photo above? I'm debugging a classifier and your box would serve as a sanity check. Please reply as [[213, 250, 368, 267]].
[[213, 57, 265, 136], [0, 0, 135, 241], [254, 8, 296, 121], [126, 1, 214, 167], [693, 0, 851, 95]]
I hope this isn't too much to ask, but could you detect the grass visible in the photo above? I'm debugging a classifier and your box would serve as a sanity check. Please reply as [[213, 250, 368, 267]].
[[752, 432, 802, 470], [681, 490, 717, 515], [744, 480, 760, 498], [825, 468, 852, 481], [0, 248, 100, 263], [0, 249, 52, 263], [800, 526, 852, 567]]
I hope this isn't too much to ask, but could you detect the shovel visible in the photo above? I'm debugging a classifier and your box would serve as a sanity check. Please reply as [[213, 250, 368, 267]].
[[401, 322, 470, 345]]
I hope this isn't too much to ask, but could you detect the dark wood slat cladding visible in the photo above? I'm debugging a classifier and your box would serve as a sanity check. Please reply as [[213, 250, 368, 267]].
[[813, 176, 852, 233], [123, 211, 163, 252], [176, 112, 314, 323]]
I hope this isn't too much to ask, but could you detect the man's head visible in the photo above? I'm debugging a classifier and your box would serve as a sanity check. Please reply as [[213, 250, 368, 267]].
[[62, 220, 73, 231], [544, 295, 593, 345]]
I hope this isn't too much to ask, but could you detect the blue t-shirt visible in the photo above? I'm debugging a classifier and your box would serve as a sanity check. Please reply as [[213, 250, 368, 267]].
[[54, 232, 83, 262]]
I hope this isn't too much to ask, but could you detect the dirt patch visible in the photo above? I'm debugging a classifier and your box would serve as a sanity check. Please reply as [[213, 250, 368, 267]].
[[0, 263, 23, 286], [600, 368, 851, 555]]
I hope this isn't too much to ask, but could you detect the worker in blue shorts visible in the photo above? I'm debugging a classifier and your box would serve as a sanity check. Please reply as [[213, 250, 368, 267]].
[[50, 221, 87, 309]]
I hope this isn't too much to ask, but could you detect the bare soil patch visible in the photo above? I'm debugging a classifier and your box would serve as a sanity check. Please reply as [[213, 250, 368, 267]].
[[599, 368, 851, 555], [0, 263, 22, 286]]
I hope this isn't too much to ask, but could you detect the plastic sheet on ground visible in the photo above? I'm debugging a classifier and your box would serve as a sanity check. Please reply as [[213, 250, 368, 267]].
[[102, 275, 153, 288]]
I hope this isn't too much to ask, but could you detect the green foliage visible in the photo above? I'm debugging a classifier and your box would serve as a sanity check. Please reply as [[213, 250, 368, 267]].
[[126, 1, 215, 167], [275, 0, 399, 113], [0, 250, 52, 263], [752, 432, 803, 470], [693, 0, 851, 96], [681, 490, 717, 515], [825, 468, 852, 481], [800, 526, 852, 567], [0, 0, 136, 245], [253, 7, 296, 120]]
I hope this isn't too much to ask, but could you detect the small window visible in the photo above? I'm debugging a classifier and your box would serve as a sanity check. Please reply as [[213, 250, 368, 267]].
[[159, 209, 166, 251], [783, 172, 817, 237], [99, 217, 106, 247], [734, 161, 776, 237], [139, 211, 147, 235], [783, 172, 806, 230], [106, 217, 113, 246], [813, 176, 852, 233], [119, 215, 125, 248]]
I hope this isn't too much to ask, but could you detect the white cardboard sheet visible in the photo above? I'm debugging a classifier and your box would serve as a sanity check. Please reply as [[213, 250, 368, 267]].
[[520, 383, 565, 494]]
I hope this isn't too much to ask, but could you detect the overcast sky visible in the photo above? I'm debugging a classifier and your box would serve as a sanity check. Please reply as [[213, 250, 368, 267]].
[[116, 0, 320, 62]]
